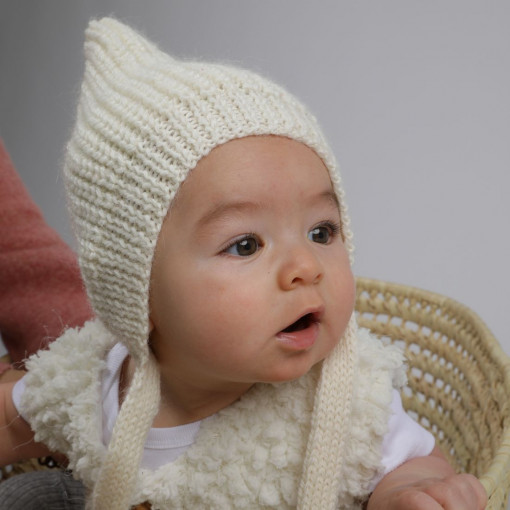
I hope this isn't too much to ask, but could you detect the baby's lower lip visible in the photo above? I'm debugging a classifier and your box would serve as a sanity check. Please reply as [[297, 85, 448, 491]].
[[276, 322, 319, 351]]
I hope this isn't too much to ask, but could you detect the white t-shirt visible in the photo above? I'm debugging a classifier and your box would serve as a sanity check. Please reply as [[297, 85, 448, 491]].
[[13, 342, 434, 488]]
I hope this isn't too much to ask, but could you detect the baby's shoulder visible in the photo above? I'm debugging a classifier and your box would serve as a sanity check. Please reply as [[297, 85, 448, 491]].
[[24, 318, 115, 377], [19, 319, 114, 483], [356, 327, 407, 388]]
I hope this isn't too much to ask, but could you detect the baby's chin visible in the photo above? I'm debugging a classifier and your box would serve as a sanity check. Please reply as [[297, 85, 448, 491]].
[[255, 356, 326, 385]]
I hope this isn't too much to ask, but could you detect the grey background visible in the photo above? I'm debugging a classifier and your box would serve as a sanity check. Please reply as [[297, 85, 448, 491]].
[[1, 5, 508, 355], [1, 2, 509, 505]]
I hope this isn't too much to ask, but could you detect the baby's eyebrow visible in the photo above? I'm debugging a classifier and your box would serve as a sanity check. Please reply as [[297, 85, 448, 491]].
[[197, 200, 262, 228], [197, 189, 340, 228], [317, 189, 340, 210]]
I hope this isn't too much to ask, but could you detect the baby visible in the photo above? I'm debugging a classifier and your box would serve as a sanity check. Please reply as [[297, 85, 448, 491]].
[[0, 17, 486, 510]]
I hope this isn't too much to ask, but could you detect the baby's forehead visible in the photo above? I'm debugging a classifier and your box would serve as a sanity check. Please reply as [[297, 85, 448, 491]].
[[166, 136, 339, 224], [180, 135, 333, 192], [180, 133, 331, 179]]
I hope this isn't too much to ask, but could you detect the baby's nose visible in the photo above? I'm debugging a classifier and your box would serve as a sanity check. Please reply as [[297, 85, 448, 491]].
[[277, 245, 324, 290]]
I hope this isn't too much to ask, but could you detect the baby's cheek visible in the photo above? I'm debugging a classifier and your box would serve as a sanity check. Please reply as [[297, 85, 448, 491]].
[[332, 265, 355, 303], [330, 275, 356, 334]]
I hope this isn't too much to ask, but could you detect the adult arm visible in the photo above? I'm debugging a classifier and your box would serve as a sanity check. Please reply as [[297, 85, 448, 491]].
[[0, 139, 93, 368]]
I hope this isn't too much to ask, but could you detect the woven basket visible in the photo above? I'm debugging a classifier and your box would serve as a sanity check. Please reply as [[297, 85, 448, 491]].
[[356, 277, 510, 510], [2, 278, 509, 508]]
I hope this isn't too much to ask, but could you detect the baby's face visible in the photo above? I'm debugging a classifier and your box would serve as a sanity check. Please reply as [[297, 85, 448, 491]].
[[149, 136, 355, 391]]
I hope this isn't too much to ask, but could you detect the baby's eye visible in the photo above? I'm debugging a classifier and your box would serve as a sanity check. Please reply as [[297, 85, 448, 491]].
[[308, 222, 340, 244], [223, 235, 261, 257]]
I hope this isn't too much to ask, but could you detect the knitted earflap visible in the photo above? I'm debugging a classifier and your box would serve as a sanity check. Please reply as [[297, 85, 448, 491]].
[[65, 17, 357, 508]]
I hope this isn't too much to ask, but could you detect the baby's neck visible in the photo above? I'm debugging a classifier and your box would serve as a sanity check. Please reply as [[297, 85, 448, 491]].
[[120, 356, 253, 428], [154, 386, 251, 427]]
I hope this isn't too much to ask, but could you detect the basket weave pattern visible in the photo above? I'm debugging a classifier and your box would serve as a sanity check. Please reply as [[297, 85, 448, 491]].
[[1, 278, 509, 508], [356, 278, 510, 509]]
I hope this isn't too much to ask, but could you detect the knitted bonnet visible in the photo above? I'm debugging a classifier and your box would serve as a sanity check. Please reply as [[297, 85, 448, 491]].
[[64, 17, 357, 510]]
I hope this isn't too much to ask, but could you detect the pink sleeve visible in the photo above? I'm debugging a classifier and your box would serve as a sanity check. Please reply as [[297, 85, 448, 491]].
[[0, 139, 93, 366], [369, 389, 436, 491]]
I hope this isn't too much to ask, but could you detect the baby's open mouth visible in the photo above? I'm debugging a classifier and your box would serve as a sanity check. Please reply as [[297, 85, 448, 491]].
[[276, 310, 322, 351], [281, 313, 316, 333]]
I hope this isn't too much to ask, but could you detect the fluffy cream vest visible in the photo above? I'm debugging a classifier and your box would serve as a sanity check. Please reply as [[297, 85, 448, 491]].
[[21, 319, 405, 509]]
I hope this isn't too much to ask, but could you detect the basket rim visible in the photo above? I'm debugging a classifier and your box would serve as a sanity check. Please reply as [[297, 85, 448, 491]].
[[355, 276, 510, 373]]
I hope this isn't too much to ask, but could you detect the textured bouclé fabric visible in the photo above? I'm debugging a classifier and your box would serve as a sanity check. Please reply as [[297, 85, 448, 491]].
[[21, 321, 405, 509]]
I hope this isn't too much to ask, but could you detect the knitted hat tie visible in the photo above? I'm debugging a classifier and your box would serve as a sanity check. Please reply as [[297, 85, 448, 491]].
[[92, 353, 160, 510], [297, 314, 357, 509]]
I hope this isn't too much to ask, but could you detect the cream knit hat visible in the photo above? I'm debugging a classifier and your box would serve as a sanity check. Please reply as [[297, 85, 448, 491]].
[[64, 17, 357, 510]]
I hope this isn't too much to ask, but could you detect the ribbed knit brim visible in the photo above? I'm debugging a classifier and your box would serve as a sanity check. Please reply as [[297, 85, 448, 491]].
[[64, 17, 357, 510]]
